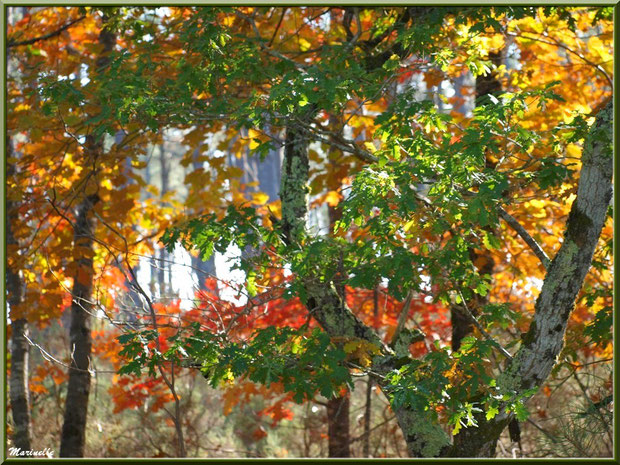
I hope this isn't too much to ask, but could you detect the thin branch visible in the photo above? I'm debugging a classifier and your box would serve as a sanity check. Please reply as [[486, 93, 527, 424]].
[[507, 30, 613, 90], [350, 416, 397, 444], [234, 10, 308, 72], [294, 122, 378, 163], [457, 290, 513, 361], [390, 290, 413, 346], [526, 419, 559, 443], [267, 7, 287, 47], [7, 15, 86, 48], [22, 333, 117, 374], [92, 203, 187, 457], [498, 206, 551, 269]]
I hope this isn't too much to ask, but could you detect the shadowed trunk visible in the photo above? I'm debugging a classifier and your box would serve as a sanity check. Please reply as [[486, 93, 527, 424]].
[[7, 138, 32, 453], [59, 191, 100, 457], [326, 395, 351, 457], [450, 50, 502, 353], [325, 200, 351, 458]]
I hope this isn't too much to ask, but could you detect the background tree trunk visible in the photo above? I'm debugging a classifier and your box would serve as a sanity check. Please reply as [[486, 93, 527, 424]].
[[326, 202, 351, 458], [450, 50, 502, 353], [59, 190, 100, 457], [191, 146, 218, 292], [7, 138, 32, 453], [326, 395, 351, 457], [6, 9, 32, 454], [60, 20, 116, 456]]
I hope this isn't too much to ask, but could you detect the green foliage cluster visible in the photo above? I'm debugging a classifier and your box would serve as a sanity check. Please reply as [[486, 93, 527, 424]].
[[119, 324, 352, 403]]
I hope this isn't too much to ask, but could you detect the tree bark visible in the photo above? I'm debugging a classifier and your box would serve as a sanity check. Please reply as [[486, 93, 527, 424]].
[[326, 395, 351, 457], [191, 148, 218, 292], [325, 195, 351, 458], [450, 50, 501, 353], [7, 138, 32, 453], [279, 122, 450, 457], [274, 12, 611, 456], [158, 143, 169, 296]]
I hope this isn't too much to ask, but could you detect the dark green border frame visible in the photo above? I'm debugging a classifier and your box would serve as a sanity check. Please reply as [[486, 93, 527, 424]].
[[1, 2, 617, 463]]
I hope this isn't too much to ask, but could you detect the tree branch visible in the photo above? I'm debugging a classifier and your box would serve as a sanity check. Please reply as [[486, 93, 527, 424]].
[[390, 290, 413, 346], [456, 290, 513, 361], [497, 206, 551, 269], [7, 15, 86, 48]]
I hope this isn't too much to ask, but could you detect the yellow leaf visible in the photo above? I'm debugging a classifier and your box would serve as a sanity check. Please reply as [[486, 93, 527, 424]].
[[364, 141, 377, 153], [325, 190, 341, 207], [343, 340, 360, 354], [252, 191, 270, 205], [248, 128, 261, 150], [299, 37, 311, 52], [566, 143, 581, 159]]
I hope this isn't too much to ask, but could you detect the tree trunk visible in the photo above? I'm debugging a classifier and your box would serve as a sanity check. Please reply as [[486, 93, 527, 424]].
[[191, 149, 218, 292], [60, 19, 115, 457], [279, 121, 450, 457], [157, 143, 169, 296], [325, 200, 351, 458], [326, 395, 351, 457], [448, 99, 613, 457], [59, 191, 99, 457], [450, 50, 501, 352], [7, 141, 32, 453], [6, 10, 32, 454]]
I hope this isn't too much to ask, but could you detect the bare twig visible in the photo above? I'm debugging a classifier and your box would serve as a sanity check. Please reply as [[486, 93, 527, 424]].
[[507, 30, 613, 90], [267, 8, 287, 47], [498, 206, 551, 269]]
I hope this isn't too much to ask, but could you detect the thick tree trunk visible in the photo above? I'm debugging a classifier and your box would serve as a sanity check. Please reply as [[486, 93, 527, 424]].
[[326, 395, 351, 457], [448, 100, 613, 457], [503, 100, 613, 396], [59, 192, 99, 457], [7, 148, 32, 453], [6, 12, 32, 454]]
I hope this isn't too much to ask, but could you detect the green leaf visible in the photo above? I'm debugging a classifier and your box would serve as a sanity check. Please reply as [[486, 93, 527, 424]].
[[486, 405, 499, 421], [512, 401, 529, 421]]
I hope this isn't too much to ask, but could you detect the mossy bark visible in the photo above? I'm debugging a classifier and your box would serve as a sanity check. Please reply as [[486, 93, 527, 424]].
[[501, 100, 613, 394], [280, 123, 450, 457]]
